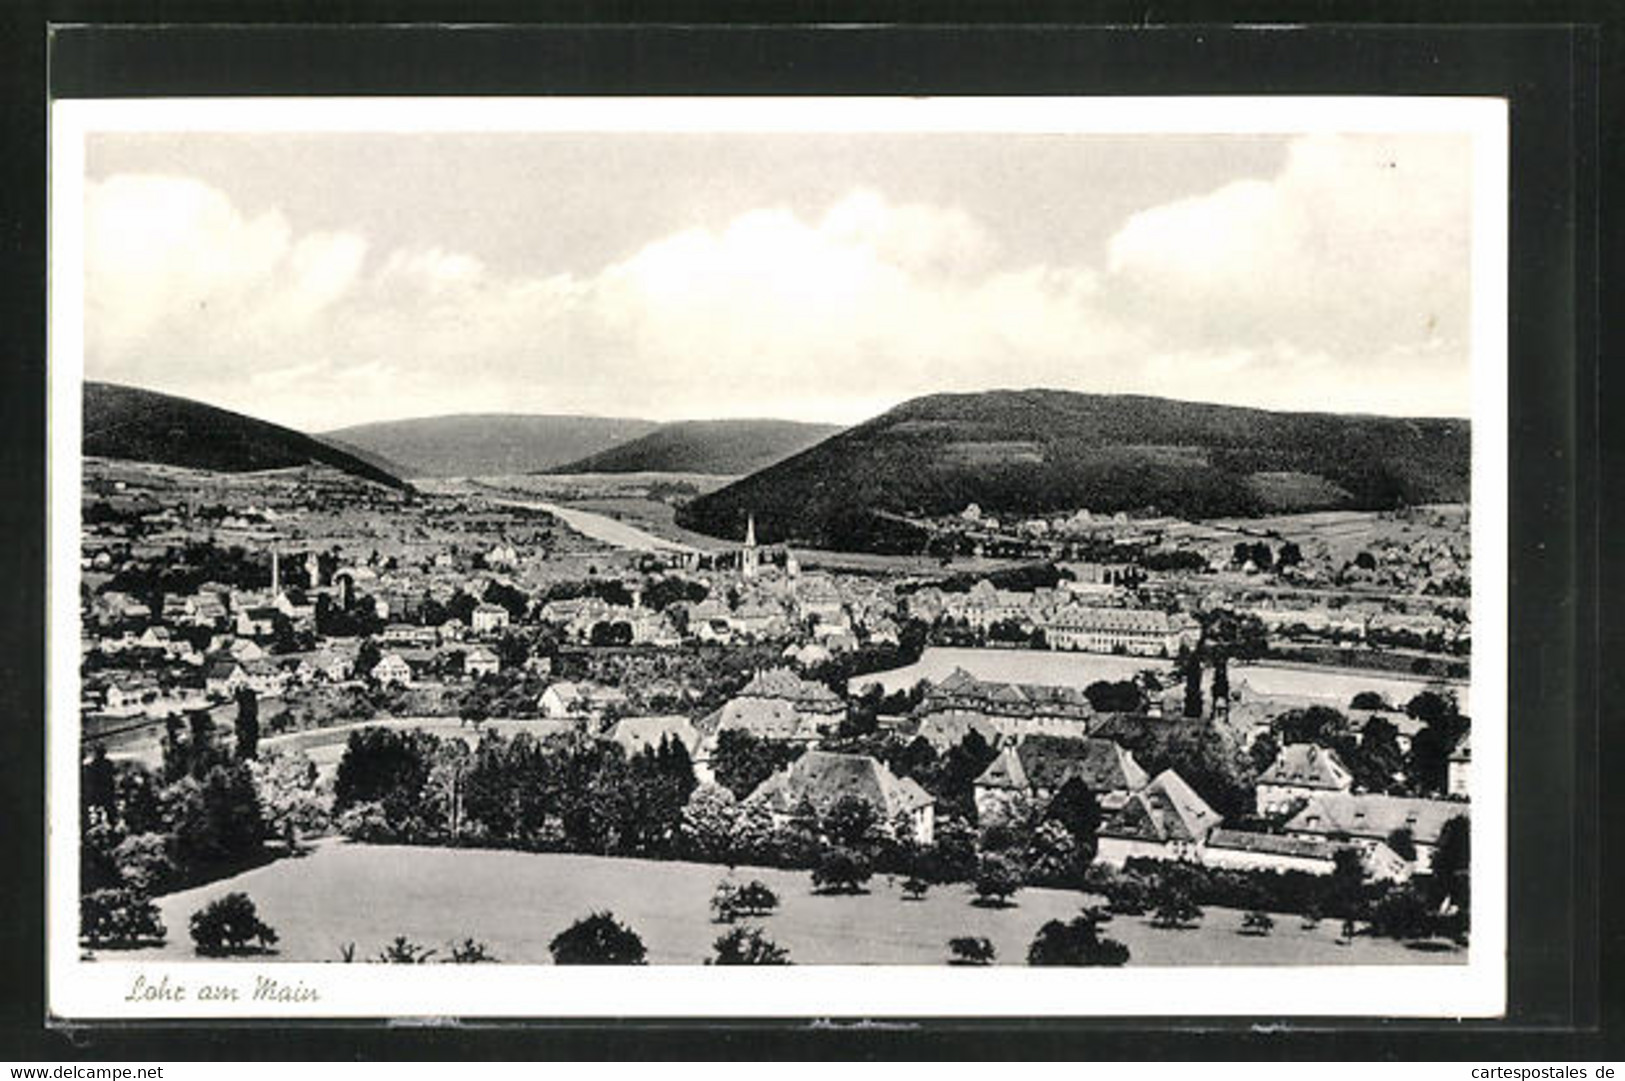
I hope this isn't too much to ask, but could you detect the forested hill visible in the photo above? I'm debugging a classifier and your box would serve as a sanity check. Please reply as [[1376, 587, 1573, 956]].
[[548, 419, 843, 476], [675, 389, 1471, 552], [83, 382, 410, 490], [322, 414, 659, 478]]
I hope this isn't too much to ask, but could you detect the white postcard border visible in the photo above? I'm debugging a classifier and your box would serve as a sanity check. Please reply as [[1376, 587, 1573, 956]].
[[48, 95, 1509, 1019]]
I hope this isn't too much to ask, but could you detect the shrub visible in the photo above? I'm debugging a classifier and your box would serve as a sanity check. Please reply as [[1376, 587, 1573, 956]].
[[111, 832, 175, 894], [188, 892, 278, 956], [1027, 916, 1131, 966], [948, 936, 996, 965], [376, 936, 437, 963], [1366, 885, 1436, 941], [549, 911, 647, 965], [810, 848, 872, 895], [972, 854, 1023, 907], [1103, 874, 1152, 916], [335, 800, 395, 843], [901, 875, 931, 901], [1241, 910, 1275, 936], [447, 938, 497, 963], [80, 888, 166, 948], [735, 880, 780, 918], [709, 926, 791, 966]]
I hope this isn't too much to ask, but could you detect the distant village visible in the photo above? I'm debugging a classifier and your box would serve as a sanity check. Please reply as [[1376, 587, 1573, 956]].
[[79, 456, 1473, 957]]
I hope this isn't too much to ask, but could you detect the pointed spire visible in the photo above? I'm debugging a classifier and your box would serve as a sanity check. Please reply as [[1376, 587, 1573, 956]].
[[745, 513, 757, 547]]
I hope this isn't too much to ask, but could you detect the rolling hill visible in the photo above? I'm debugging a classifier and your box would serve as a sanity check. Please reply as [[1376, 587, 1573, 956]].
[[322, 415, 659, 478], [548, 419, 843, 476], [83, 382, 410, 489], [675, 389, 1471, 552]]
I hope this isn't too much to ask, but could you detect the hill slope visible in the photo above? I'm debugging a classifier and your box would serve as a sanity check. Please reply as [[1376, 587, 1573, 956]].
[[549, 419, 843, 476], [323, 415, 659, 478], [675, 389, 1470, 552], [83, 382, 409, 489]]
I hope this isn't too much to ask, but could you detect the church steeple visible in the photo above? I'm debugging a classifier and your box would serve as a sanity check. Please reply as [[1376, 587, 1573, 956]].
[[741, 514, 759, 578]]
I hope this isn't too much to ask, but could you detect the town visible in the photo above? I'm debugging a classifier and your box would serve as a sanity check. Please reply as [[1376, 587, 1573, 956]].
[[78, 455, 1472, 967]]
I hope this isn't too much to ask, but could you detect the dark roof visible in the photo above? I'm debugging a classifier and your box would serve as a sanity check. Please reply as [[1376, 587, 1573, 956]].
[[975, 735, 1148, 794], [1101, 769, 1221, 844], [747, 750, 932, 818]]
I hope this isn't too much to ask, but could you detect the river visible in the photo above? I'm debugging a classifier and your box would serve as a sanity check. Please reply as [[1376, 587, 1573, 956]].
[[492, 498, 700, 554]]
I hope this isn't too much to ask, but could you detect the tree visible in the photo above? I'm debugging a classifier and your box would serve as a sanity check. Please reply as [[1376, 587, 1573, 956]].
[[972, 853, 1023, 908], [1386, 827, 1418, 862], [1150, 874, 1203, 929], [1248, 731, 1281, 777], [1046, 777, 1102, 859], [1104, 874, 1152, 916], [823, 794, 881, 850], [167, 762, 267, 868], [549, 911, 647, 965], [1350, 691, 1391, 711], [111, 832, 175, 894], [711, 879, 780, 923], [233, 687, 260, 760], [810, 848, 872, 895], [1275, 706, 1350, 747], [1241, 910, 1275, 936], [1429, 815, 1471, 909], [1084, 680, 1146, 714], [248, 750, 328, 852], [80, 887, 166, 948], [333, 726, 435, 812], [1351, 715, 1405, 793], [188, 892, 278, 956], [1366, 885, 1435, 941], [680, 784, 742, 862], [1027, 916, 1130, 966], [948, 936, 996, 965], [709, 926, 791, 965], [710, 729, 801, 801], [901, 875, 931, 901]]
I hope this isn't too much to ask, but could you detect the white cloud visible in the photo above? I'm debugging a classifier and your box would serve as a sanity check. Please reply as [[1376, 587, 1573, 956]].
[[82, 138, 1473, 431], [1105, 134, 1472, 369]]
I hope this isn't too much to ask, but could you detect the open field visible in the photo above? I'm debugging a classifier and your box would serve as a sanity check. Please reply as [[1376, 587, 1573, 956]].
[[125, 841, 1464, 966], [851, 647, 1172, 696]]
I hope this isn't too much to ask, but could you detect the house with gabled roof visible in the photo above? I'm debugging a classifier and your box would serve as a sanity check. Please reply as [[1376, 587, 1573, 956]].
[[745, 750, 935, 844], [537, 680, 628, 721], [1255, 743, 1355, 815], [463, 645, 501, 679], [370, 653, 413, 687], [204, 659, 250, 699], [604, 715, 701, 760], [702, 696, 818, 744], [974, 735, 1149, 822], [1096, 768, 1222, 866], [1284, 792, 1467, 873], [1202, 827, 1411, 882]]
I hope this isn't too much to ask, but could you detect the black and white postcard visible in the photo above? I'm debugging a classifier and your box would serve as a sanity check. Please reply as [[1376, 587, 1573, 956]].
[[48, 96, 1508, 1019]]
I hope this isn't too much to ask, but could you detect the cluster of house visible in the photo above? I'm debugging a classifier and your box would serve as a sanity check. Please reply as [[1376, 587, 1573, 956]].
[[903, 579, 1193, 657], [524, 656, 1470, 886]]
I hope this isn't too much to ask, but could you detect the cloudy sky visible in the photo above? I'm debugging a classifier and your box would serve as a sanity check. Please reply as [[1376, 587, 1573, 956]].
[[82, 129, 1474, 433]]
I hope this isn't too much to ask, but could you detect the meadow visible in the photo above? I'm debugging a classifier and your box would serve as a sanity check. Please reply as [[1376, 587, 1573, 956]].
[[131, 841, 1465, 967]]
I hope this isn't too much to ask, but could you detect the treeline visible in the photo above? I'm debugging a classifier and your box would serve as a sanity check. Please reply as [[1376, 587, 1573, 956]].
[[79, 710, 327, 949]]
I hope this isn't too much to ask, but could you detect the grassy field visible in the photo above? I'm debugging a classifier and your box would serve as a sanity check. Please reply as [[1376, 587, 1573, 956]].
[[129, 841, 1464, 967], [851, 647, 1170, 696]]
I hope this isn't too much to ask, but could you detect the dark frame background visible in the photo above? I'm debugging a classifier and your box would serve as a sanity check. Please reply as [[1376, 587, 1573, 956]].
[[0, 4, 1613, 1061]]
